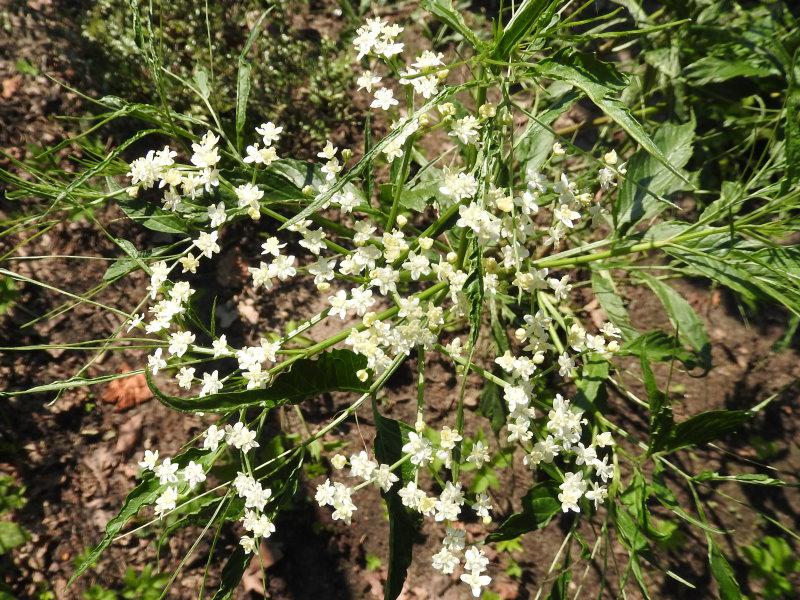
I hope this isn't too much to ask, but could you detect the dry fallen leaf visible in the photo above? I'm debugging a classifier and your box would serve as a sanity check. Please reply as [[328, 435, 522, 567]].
[[114, 413, 144, 455], [101, 370, 152, 411], [2, 76, 22, 99]]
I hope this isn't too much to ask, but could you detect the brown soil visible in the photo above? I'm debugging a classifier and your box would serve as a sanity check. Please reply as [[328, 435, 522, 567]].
[[2, 2, 799, 600]]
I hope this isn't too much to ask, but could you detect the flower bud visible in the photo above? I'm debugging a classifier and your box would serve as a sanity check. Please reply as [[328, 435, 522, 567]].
[[362, 311, 377, 327], [478, 103, 496, 119], [438, 102, 456, 118], [331, 454, 347, 469], [302, 184, 315, 196], [483, 257, 497, 273], [342, 148, 353, 162], [317, 281, 331, 292], [126, 185, 139, 198], [418, 112, 431, 127], [396, 214, 408, 227], [419, 236, 434, 250], [446, 251, 458, 263], [356, 369, 369, 382]]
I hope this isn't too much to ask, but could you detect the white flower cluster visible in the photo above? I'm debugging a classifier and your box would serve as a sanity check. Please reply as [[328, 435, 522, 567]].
[[138, 451, 207, 517], [120, 13, 633, 597]]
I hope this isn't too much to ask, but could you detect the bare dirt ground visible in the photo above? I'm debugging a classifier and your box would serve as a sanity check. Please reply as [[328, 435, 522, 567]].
[[1, 1, 799, 600]]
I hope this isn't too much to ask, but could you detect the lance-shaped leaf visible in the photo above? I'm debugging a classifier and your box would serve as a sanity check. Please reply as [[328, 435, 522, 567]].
[[372, 400, 419, 600], [534, 49, 690, 187], [637, 273, 711, 370], [147, 349, 369, 413], [486, 481, 560, 542], [640, 352, 673, 454]]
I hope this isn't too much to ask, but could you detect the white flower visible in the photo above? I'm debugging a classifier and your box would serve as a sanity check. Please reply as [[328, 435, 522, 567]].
[[594, 456, 614, 482], [412, 50, 444, 70], [249, 262, 274, 291], [244, 144, 278, 165], [596, 431, 615, 447], [200, 370, 222, 397], [148, 348, 167, 375], [464, 546, 489, 574], [138, 449, 159, 471], [472, 493, 492, 522], [212, 336, 230, 358], [554, 203, 581, 228], [373, 464, 399, 491], [328, 290, 349, 319], [398, 481, 427, 511], [203, 424, 226, 451], [330, 454, 347, 470], [255, 121, 283, 146], [548, 274, 572, 302], [315, 479, 336, 506], [154, 458, 179, 484], [194, 231, 220, 259], [449, 116, 480, 145], [226, 422, 260, 453], [176, 366, 195, 389], [235, 183, 264, 210], [466, 440, 490, 468], [180, 253, 200, 274], [432, 547, 460, 575], [154, 486, 178, 517], [402, 252, 431, 280], [460, 571, 492, 598], [182, 461, 206, 490], [299, 229, 327, 255], [167, 330, 195, 357], [558, 471, 587, 513], [371, 88, 398, 111], [349, 450, 378, 480], [439, 169, 478, 201], [401, 431, 433, 466], [207, 202, 227, 227], [190, 132, 220, 168], [585, 482, 608, 509], [240, 535, 257, 554], [261, 236, 286, 256], [356, 71, 382, 92]]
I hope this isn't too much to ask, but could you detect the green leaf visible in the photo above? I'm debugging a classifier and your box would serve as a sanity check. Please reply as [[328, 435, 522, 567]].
[[465, 236, 484, 347], [235, 61, 251, 150], [492, 0, 557, 60], [637, 273, 710, 369], [514, 89, 580, 173], [693, 472, 786, 487], [615, 121, 695, 234], [619, 331, 700, 369], [117, 197, 191, 234], [478, 375, 507, 434], [641, 352, 673, 454], [372, 402, 418, 600], [70, 449, 214, 585], [709, 540, 743, 600], [574, 352, 609, 410], [193, 68, 211, 99], [421, 0, 483, 50], [535, 49, 690, 188], [148, 349, 370, 413], [545, 568, 571, 600], [70, 477, 161, 584], [235, 10, 270, 151], [398, 175, 441, 212], [211, 546, 250, 600], [784, 84, 800, 194], [0, 521, 28, 554], [590, 269, 637, 340], [486, 481, 560, 542], [665, 410, 751, 453]]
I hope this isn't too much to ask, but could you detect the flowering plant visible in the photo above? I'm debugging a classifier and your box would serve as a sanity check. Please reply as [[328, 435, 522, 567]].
[[3, 1, 799, 598]]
